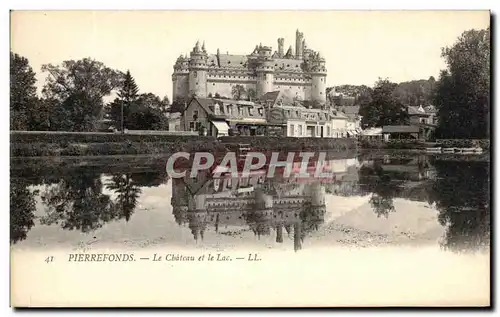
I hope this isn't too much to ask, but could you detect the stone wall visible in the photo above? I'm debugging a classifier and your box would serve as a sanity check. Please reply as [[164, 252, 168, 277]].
[[359, 139, 427, 150], [219, 136, 357, 152]]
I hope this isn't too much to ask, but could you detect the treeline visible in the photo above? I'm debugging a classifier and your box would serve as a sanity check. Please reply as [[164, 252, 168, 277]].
[[10, 53, 171, 132], [327, 27, 490, 139]]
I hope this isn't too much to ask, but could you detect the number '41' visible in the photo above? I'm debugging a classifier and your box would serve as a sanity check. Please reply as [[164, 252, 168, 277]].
[[45, 256, 54, 263]]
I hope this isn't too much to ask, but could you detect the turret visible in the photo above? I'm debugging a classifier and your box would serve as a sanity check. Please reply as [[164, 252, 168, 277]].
[[188, 40, 208, 98], [277, 38, 284, 57], [310, 53, 327, 104], [255, 45, 275, 97], [295, 29, 304, 60], [172, 54, 190, 100]]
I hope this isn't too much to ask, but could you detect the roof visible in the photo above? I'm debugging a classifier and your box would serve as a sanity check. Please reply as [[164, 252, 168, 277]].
[[382, 125, 420, 133], [342, 106, 360, 115], [331, 110, 348, 119], [362, 127, 383, 136], [408, 105, 433, 116], [213, 98, 256, 106], [332, 96, 356, 107], [258, 91, 281, 105], [190, 97, 216, 115], [208, 54, 248, 69]]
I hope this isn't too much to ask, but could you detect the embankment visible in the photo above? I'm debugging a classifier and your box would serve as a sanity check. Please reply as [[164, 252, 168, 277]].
[[10, 131, 358, 157]]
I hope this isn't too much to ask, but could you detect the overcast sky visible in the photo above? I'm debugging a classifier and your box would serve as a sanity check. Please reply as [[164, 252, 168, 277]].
[[11, 10, 490, 100]]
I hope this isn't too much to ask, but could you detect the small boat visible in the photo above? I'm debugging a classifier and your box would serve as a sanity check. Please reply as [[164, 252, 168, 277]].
[[458, 147, 483, 155], [426, 147, 442, 153], [442, 148, 455, 154]]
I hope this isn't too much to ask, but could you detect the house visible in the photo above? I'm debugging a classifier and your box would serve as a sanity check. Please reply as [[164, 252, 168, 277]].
[[407, 105, 438, 140], [408, 105, 437, 126], [330, 110, 349, 138], [182, 97, 231, 136], [182, 97, 283, 137], [382, 125, 421, 140], [342, 106, 363, 137]]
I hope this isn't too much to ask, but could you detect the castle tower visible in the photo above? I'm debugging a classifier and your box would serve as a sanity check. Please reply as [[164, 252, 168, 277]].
[[295, 29, 304, 60], [277, 38, 284, 57], [310, 53, 327, 104], [188, 40, 208, 98], [255, 45, 275, 97], [172, 54, 190, 101]]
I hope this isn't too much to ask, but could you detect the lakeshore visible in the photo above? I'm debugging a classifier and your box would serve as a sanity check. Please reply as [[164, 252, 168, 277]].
[[10, 131, 490, 159]]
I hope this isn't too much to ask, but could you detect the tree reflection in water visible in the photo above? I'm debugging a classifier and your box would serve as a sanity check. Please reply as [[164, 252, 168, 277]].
[[9, 156, 490, 253], [40, 171, 119, 233], [106, 174, 141, 222], [10, 178, 38, 244], [359, 163, 401, 218], [428, 160, 490, 252]]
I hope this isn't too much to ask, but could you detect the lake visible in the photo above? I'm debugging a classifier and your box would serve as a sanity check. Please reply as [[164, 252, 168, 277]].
[[10, 152, 490, 254]]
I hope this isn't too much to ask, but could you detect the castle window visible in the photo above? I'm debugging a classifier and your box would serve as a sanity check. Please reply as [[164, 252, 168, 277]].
[[249, 108, 254, 116], [194, 72, 197, 78], [320, 92, 322, 94], [213, 83, 215, 86], [258, 108, 263, 116], [287, 64, 290, 67], [228, 61, 231, 64]]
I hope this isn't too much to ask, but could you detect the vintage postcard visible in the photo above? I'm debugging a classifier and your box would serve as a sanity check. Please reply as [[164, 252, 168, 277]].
[[9, 10, 490, 307]]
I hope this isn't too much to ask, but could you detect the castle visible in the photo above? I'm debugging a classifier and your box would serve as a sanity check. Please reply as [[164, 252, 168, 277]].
[[172, 30, 327, 104]]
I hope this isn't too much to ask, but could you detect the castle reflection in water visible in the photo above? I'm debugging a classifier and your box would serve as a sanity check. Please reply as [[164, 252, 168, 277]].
[[171, 158, 362, 251]]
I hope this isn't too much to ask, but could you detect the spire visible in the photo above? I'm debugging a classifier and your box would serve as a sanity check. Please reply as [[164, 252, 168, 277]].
[[202, 41, 206, 52]]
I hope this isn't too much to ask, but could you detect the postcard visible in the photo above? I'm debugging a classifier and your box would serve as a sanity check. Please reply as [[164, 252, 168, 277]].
[[10, 10, 490, 307]]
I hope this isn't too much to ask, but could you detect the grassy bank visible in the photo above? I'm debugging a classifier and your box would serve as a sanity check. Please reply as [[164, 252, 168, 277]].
[[10, 131, 358, 157]]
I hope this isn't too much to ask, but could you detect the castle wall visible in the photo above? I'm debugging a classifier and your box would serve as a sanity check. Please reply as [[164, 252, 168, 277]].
[[173, 74, 189, 101], [188, 69, 207, 98], [206, 78, 257, 98]]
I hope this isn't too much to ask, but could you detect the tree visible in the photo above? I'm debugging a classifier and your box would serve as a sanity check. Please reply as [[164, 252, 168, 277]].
[[41, 58, 122, 131], [231, 84, 246, 100], [434, 28, 490, 139], [10, 52, 38, 130], [128, 93, 169, 130], [108, 70, 139, 131], [247, 88, 257, 101], [169, 96, 188, 113], [360, 78, 408, 128]]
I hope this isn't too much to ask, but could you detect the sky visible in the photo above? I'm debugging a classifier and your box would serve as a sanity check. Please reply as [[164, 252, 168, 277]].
[[10, 10, 490, 101]]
